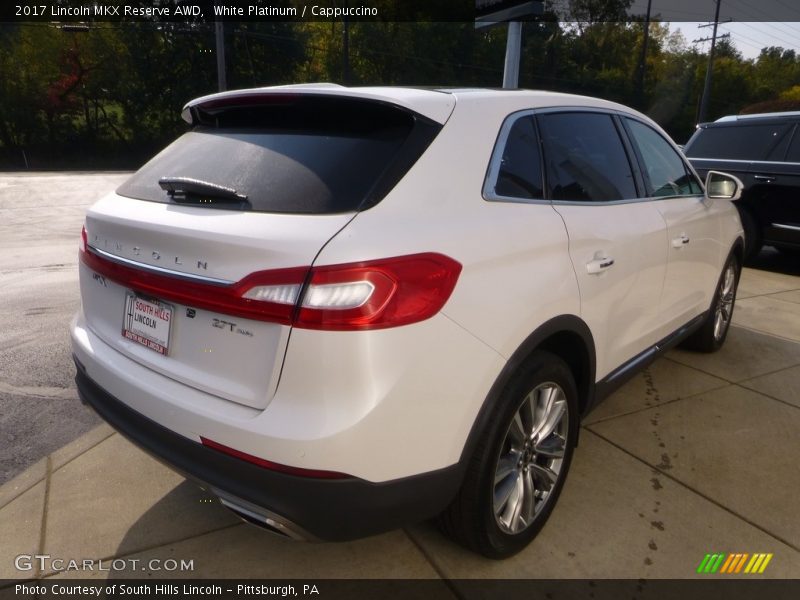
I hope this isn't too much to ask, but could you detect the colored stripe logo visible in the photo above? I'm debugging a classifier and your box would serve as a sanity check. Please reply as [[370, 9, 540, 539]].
[[697, 553, 773, 574]]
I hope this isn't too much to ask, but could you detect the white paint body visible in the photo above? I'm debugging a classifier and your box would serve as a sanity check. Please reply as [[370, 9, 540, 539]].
[[71, 87, 743, 483]]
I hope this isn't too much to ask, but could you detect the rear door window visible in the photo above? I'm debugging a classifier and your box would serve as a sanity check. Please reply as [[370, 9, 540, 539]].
[[537, 112, 637, 202]]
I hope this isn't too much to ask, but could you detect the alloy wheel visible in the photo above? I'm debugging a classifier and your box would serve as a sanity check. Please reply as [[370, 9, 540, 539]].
[[713, 262, 737, 341], [493, 382, 569, 534]]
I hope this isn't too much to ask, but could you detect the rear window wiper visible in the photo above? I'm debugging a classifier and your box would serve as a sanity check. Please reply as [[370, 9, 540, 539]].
[[158, 177, 249, 205]]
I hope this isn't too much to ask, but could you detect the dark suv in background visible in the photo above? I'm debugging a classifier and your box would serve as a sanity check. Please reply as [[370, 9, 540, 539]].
[[684, 112, 800, 260]]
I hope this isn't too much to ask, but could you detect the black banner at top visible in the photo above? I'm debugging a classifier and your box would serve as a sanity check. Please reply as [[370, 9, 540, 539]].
[[5, 0, 476, 23], [2, 0, 800, 23]]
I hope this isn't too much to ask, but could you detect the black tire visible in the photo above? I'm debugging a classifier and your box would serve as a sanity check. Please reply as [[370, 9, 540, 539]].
[[438, 351, 579, 559], [737, 205, 762, 262], [682, 253, 740, 353]]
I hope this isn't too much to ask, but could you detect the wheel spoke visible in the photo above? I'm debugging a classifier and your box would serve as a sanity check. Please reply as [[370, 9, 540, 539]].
[[721, 267, 735, 297], [498, 472, 524, 531], [534, 398, 567, 443], [714, 310, 724, 339], [507, 473, 525, 532], [531, 385, 557, 437], [534, 433, 566, 458], [523, 393, 537, 437], [508, 413, 526, 446], [494, 469, 518, 515], [494, 452, 519, 485], [530, 462, 558, 491], [521, 469, 536, 528]]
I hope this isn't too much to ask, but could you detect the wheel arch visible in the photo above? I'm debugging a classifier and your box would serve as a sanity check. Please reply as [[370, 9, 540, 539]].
[[458, 315, 596, 467]]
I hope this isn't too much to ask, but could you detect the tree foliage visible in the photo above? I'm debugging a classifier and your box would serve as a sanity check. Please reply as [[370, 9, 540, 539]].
[[2, 10, 800, 169]]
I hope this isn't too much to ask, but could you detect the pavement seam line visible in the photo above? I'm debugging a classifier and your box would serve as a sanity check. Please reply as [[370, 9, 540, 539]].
[[662, 356, 735, 384], [49, 430, 117, 475], [0, 430, 115, 510], [587, 373, 800, 426], [36, 522, 244, 579], [761, 289, 800, 301], [36, 455, 52, 580], [726, 361, 800, 385], [0, 471, 46, 512], [582, 381, 733, 426], [401, 528, 463, 599], [582, 428, 800, 553], [726, 322, 800, 346], [665, 354, 800, 385], [732, 381, 800, 413]]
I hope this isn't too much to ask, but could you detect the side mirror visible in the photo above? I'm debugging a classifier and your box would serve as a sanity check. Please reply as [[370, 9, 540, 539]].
[[705, 171, 743, 201]]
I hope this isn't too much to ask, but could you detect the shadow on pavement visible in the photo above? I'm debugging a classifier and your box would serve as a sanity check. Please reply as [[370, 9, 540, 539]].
[[748, 246, 800, 276]]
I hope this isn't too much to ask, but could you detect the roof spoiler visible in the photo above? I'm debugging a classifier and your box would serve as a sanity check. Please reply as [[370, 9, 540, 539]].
[[180, 84, 456, 126]]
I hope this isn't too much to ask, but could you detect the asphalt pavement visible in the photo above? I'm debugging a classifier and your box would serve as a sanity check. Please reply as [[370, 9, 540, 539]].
[[0, 173, 130, 484]]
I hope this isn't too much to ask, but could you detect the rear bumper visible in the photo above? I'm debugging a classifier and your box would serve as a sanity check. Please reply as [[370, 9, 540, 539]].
[[74, 363, 463, 541]]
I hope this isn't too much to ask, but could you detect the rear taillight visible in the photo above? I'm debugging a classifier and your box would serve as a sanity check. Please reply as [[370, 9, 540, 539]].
[[80, 225, 88, 253], [79, 243, 309, 325], [80, 245, 461, 331], [295, 254, 461, 330]]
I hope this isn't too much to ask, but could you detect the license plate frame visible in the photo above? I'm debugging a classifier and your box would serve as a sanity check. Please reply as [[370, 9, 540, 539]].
[[122, 293, 174, 356]]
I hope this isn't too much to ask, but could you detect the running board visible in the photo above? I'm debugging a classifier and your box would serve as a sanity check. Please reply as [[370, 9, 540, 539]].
[[593, 313, 707, 405]]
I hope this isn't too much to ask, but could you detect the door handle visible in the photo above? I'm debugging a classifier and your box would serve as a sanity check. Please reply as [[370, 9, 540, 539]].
[[754, 175, 776, 183], [671, 234, 690, 248], [586, 256, 615, 274]]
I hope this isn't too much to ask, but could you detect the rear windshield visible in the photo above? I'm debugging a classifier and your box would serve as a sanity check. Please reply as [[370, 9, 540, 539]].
[[684, 122, 793, 161], [117, 97, 438, 214]]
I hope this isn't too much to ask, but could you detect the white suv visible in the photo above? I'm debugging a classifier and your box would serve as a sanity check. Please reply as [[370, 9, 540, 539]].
[[71, 85, 744, 558]]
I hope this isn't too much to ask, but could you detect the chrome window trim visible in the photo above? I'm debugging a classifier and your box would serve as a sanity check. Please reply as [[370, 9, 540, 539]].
[[688, 157, 800, 166], [551, 194, 702, 207], [483, 106, 706, 206], [772, 223, 800, 232], [87, 245, 234, 286]]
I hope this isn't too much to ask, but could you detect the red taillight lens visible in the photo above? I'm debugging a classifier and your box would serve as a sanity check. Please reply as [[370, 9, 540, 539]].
[[296, 254, 462, 330], [80, 248, 461, 330], [200, 437, 351, 479], [80, 225, 88, 253], [80, 248, 309, 325]]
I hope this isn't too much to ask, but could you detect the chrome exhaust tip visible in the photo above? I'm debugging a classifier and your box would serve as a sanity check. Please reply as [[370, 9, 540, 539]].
[[214, 492, 317, 542]]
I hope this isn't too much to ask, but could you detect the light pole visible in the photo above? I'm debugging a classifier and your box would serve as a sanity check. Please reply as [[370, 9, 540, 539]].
[[698, 0, 723, 124], [503, 21, 522, 89], [215, 6, 227, 92], [636, 0, 653, 108]]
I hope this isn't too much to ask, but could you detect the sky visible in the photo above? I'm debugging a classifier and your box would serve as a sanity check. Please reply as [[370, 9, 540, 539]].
[[669, 21, 800, 60], [546, 0, 800, 60], [624, 0, 800, 60]]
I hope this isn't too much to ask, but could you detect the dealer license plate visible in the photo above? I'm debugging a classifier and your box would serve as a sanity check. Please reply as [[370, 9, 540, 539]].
[[122, 293, 173, 355]]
